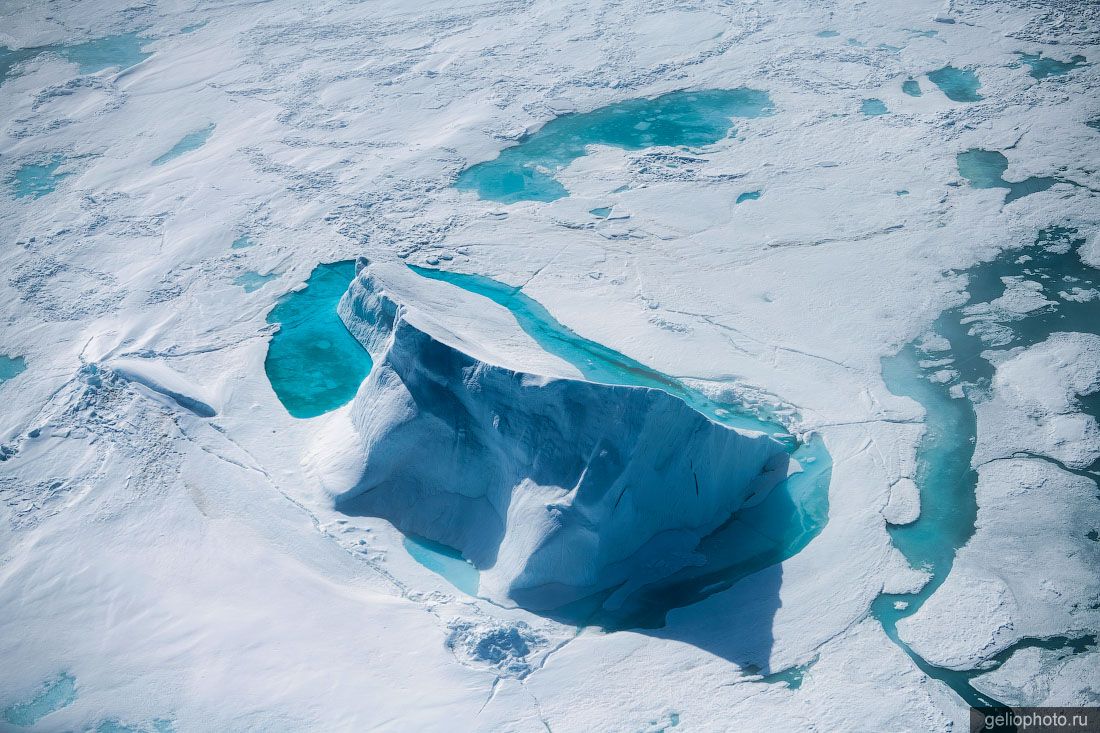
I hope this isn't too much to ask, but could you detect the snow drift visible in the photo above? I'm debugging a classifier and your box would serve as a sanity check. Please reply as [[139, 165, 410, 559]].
[[325, 260, 792, 610]]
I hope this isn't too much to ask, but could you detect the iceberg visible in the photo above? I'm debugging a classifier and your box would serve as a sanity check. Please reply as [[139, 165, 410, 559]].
[[321, 260, 791, 610]]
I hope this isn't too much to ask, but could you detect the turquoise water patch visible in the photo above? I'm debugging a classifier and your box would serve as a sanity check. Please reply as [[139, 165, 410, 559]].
[[264, 261, 373, 419], [757, 655, 818, 689], [873, 226, 1100, 707], [234, 271, 278, 293], [152, 124, 215, 166], [957, 149, 1059, 204], [736, 190, 761, 203], [408, 264, 831, 628], [1088, 118, 1100, 132], [180, 21, 208, 34], [94, 719, 175, 733], [404, 535, 480, 596], [3, 673, 77, 727], [589, 207, 612, 218], [816, 30, 840, 38], [2, 33, 150, 83], [97, 722, 145, 733], [1018, 52, 1087, 80], [927, 65, 982, 102], [0, 46, 42, 83], [0, 355, 26, 385], [896, 190, 909, 196], [58, 33, 151, 74], [454, 88, 774, 203], [861, 98, 888, 116], [901, 78, 922, 97], [11, 157, 70, 199], [230, 234, 255, 249]]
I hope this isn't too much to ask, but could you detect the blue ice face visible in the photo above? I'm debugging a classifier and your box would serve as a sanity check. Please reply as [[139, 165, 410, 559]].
[[455, 88, 775, 203], [404, 264, 832, 628]]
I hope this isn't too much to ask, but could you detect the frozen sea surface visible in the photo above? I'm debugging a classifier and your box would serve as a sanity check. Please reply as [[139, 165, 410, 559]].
[[1, 0, 1097, 728]]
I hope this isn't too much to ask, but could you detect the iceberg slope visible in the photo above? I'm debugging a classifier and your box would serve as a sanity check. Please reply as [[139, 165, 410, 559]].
[[327, 262, 791, 610]]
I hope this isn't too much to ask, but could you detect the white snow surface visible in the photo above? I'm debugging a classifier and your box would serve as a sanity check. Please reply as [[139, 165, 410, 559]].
[[0, 0, 1097, 730]]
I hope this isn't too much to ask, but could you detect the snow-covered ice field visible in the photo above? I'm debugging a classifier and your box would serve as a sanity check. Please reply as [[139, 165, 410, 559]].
[[0, 0, 1097, 730]]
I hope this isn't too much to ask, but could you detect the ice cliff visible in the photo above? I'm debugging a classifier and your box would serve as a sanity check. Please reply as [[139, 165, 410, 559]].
[[325, 260, 792, 610]]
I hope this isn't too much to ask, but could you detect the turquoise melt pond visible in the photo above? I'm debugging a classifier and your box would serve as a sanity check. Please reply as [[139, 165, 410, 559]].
[[454, 88, 774, 203], [928, 65, 982, 102], [264, 261, 373, 419], [1018, 52, 1087, 79], [234, 271, 278, 293], [58, 33, 151, 74], [152, 124, 216, 166], [403, 535, 480, 596], [3, 673, 77, 727], [11, 157, 70, 199], [861, 98, 888, 116], [957, 148, 1059, 204]]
